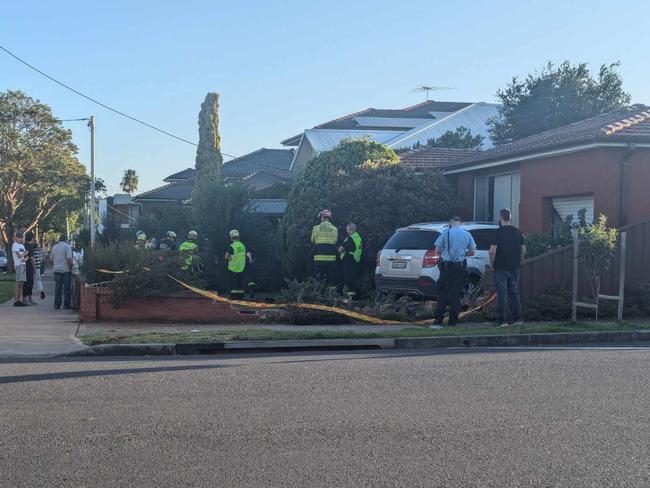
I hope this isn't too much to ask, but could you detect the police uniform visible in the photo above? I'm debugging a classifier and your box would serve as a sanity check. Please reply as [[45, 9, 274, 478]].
[[340, 231, 362, 297], [434, 225, 476, 325], [311, 220, 338, 283]]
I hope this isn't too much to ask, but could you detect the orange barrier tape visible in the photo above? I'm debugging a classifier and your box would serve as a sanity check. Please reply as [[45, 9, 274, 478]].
[[98, 268, 495, 326]]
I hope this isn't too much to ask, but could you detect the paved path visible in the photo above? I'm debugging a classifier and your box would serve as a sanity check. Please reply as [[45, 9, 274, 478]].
[[2, 347, 650, 487], [0, 273, 84, 357]]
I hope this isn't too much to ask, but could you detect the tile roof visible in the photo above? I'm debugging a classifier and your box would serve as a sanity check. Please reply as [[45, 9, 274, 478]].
[[447, 104, 650, 171], [134, 181, 194, 201], [221, 148, 294, 177], [399, 147, 482, 170], [164, 168, 196, 182]]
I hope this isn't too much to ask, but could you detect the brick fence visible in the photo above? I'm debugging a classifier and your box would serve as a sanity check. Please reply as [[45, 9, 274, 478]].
[[80, 286, 263, 323]]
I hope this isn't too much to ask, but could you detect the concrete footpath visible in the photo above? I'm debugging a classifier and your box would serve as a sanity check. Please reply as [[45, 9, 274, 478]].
[[0, 273, 84, 357]]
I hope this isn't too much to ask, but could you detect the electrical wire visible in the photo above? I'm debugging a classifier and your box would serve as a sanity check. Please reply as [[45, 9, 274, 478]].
[[0, 45, 237, 159]]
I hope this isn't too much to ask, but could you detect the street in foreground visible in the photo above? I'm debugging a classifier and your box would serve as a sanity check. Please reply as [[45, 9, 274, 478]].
[[2, 347, 650, 487]]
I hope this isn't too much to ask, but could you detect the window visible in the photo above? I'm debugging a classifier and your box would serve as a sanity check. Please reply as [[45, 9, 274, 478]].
[[384, 230, 440, 250], [474, 172, 520, 225]]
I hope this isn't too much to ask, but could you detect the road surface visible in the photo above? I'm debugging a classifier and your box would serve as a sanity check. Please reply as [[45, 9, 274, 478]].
[[2, 347, 650, 487]]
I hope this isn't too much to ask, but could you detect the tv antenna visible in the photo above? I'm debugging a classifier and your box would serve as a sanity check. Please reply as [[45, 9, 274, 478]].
[[412, 85, 455, 101]]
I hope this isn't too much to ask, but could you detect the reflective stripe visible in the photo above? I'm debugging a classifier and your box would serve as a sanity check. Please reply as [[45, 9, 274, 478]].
[[314, 255, 336, 262]]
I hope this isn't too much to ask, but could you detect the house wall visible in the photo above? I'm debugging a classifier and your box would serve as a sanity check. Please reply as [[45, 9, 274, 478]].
[[452, 146, 650, 234]]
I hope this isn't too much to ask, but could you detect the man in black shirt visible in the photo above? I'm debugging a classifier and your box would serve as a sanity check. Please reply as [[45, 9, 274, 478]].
[[489, 208, 526, 326]]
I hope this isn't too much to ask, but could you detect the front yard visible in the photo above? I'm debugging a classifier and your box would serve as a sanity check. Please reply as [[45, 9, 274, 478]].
[[0, 273, 15, 304], [79, 321, 649, 345]]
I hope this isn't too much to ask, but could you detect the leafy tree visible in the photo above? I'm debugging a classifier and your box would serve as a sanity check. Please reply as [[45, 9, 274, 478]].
[[0, 90, 88, 256], [194, 92, 223, 175], [426, 126, 484, 149], [120, 169, 139, 195], [280, 138, 459, 281], [489, 61, 631, 144]]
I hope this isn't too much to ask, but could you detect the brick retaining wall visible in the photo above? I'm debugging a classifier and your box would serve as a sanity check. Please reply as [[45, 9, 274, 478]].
[[80, 286, 262, 323]]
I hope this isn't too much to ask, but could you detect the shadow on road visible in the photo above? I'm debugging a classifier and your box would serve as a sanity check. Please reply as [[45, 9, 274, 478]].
[[0, 364, 227, 384]]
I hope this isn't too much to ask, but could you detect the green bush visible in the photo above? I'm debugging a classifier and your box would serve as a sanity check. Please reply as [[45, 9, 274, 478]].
[[192, 178, 284, 292], [280, 138, 459, 286], [83, 242, 143, 284], [107, 251, 206, 307]]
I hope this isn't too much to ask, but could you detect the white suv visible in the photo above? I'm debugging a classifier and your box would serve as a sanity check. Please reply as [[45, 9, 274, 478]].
[[374, 222, 498, 298]]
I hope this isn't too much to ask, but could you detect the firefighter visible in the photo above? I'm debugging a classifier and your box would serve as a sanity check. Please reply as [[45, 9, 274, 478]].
[[158, 231, 178, 251], [311, 209, 338, 284], [134, 232, 147, 251], [224, 229, 252, 300], [179, 230, 199, 270], [338, 223, 362, 298]]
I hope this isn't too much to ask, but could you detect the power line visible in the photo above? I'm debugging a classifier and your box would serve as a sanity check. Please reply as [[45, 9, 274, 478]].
[[0, 45, 237, 159]]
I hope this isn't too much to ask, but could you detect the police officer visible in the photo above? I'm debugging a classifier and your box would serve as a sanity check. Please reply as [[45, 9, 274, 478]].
[[179, 230, 199, 270], [432, 216, 476, 327], [311, 209, 338, 284], [224, 229, 253, 300], [338, 223, 362, 298]]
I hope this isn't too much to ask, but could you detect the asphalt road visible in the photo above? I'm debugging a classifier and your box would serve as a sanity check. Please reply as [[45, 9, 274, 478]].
[[2, 347, 650, 487]]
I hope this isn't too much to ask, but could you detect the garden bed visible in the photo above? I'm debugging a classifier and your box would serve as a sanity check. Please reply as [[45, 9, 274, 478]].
[[80, 285, 268, 323]]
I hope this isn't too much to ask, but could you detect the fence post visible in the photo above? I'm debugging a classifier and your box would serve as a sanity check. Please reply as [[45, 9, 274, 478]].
[[572, 233, 578, 323], [617, 231, 626, 323]]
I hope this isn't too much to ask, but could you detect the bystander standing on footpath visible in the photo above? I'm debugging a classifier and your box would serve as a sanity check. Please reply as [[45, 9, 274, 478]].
[[33, 240, 46, 300], [12, 231, 28, 307], [489, 208, 526, 327], [71, 241, 84, 310], [22, 231, 37, 305], [51, 234, 73, 310]]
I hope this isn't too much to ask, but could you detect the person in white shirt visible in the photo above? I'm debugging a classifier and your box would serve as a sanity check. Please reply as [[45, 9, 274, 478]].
[[12, 231, 29, 307], [50, 234, 73, 310]]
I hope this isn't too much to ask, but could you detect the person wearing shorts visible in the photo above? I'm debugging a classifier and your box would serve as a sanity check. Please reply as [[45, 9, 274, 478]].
[[12, 231, 28, 307]]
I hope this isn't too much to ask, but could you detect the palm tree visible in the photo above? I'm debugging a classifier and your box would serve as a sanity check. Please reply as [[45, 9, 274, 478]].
[[121, 169, 139, 195]]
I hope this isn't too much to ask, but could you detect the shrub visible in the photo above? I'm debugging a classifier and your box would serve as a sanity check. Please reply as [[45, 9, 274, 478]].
[[280, 139, 459, 288], [107, 251, 206, 307], [579, 214, 617, 301]]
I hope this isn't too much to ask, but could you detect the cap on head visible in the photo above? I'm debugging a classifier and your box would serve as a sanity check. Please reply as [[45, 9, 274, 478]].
[[15, 231, 24, 239], [136, 233, 147, 241], [229, 229, 240, 239], [188, 230, 198, 240], [166, 230, 177, 239], [450, 216, 462, 222], [318, 209, 332, 219]]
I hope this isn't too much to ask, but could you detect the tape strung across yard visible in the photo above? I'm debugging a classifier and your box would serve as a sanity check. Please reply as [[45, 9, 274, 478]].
[[97, 268, 495, 326]]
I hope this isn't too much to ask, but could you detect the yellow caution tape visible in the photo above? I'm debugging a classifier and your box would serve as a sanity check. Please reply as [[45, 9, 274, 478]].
[[98, 268, 495, 326]]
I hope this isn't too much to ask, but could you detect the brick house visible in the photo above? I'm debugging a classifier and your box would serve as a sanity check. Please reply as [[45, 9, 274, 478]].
[[442, 105, 650, 234]]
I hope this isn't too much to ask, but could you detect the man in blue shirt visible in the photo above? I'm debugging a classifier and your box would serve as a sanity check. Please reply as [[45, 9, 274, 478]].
[[432, 216, 476, 327]]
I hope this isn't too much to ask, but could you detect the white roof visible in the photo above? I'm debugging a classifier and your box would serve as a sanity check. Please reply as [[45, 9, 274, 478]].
[[398, 222, 499, 232], [352, 117, 432, 128], [387, 103, 500, 150], [303, 129, 405, 152]]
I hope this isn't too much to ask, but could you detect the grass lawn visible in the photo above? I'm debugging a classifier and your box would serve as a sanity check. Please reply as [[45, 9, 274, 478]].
[[0, 273, 15, 304], [79, 321, 650, 346]]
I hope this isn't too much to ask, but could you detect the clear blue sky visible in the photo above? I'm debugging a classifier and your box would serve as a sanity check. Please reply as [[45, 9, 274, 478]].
[[3, 0, 650, 193]]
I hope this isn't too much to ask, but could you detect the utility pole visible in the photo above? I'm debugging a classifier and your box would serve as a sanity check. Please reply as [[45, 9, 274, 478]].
[[89, 115, 96, 247]]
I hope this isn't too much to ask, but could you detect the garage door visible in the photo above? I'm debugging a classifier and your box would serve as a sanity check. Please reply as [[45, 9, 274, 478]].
[[552, 196, 594, 225]]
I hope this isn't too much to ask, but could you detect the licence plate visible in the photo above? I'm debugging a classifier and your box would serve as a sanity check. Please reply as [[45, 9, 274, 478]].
[[391, 260, 407, 269]]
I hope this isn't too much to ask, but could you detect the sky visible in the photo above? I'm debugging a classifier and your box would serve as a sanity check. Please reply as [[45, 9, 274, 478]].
[[2, 0, 650, 193]]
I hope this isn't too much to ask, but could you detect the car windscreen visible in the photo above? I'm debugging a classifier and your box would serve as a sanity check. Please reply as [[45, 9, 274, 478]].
[[383, 230, 439, 250]]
